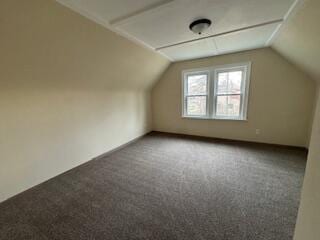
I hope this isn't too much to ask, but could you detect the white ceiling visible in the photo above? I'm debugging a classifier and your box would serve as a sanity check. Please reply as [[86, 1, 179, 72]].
[[56, 0, 300, 62]]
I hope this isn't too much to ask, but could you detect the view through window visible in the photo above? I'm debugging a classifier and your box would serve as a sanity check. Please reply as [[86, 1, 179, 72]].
[[186, 74, 208, 116], [216, 71, 242, 117]]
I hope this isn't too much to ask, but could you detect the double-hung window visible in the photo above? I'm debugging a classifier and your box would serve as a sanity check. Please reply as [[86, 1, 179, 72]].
[[182, 62, 251, 120], [183, 72, 209, 117]]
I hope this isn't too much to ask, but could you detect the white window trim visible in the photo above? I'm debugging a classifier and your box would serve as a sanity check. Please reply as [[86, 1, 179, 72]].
[[182, 62, 251, 121]]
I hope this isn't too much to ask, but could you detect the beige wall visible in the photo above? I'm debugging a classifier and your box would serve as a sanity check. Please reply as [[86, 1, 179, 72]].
[[272, 0, 320, 82], [0, 0, 169, 202], [294, 87, 320, 240], [152, 48, 315, 147], [271, 1, 320, 238]]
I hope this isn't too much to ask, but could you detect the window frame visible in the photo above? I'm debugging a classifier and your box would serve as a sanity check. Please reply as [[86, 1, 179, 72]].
[[183, 70, 210, 118], [182, 62, 251, 121]]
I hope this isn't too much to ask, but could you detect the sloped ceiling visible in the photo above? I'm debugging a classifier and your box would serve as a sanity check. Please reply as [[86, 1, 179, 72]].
[[272, 0, 320, 83], [0, 0, 170, 91]]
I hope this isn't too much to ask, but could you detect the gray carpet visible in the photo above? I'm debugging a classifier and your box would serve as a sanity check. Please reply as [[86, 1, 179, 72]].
[[0, 132, 307, 240]]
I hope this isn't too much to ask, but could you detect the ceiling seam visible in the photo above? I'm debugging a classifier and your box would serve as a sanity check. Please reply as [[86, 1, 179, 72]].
[[265, 0, 306, 46]]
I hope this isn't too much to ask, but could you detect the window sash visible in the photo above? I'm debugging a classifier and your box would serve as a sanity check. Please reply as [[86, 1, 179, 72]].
[[185, 95, 208, 116], [186, 74, 208, 96], [213, 68, 246, 119], [214, 94, 243, 119], [183, 71, 210, 117]]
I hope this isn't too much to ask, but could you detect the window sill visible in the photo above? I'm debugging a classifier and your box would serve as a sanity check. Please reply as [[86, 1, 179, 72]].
[[182, 116, 247, 121]]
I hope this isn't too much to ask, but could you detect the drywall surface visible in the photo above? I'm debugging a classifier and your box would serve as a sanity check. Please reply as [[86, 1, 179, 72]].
[[294, 88, 320, 240], [272, 0, 320, 83], [152, 48, 315, 147], [0, 0, 169, 202]]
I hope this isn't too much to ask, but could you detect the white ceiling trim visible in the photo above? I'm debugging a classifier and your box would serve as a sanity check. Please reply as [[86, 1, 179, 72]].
[[265, 0, 305, 45], [54, 0, 173, 61]]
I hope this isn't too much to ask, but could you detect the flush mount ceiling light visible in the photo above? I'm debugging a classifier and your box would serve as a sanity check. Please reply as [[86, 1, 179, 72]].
[[189, 19, 212, 35]]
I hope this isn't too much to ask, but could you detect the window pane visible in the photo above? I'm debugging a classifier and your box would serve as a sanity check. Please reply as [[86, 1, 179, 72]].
[[187, 75, 207, 95], [187, 96, 207, 116], [217, 71, 242, 94], [216, 95, 241, 117]]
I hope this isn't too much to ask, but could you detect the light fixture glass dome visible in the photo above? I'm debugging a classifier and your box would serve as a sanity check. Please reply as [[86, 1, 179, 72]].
[[189, 19, 212, 35]]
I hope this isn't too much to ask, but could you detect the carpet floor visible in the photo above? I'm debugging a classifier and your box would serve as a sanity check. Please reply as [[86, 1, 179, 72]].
[[0, 132, 307, 240]]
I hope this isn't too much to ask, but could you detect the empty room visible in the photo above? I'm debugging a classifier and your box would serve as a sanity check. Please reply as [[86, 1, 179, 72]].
[[0, 0, 319, 239]]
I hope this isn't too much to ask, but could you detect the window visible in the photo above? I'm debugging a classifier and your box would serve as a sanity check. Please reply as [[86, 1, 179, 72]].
[[184, 73, 209, 117], [182, 62, 251, 120]]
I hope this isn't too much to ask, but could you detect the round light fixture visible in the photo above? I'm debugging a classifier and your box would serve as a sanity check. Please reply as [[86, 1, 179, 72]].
[[189, 19, 212, 35]]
